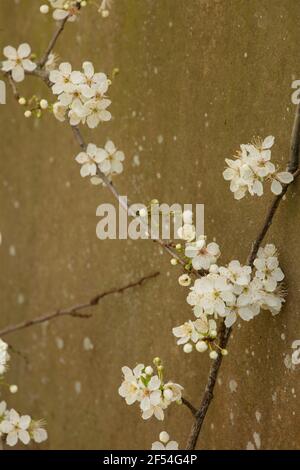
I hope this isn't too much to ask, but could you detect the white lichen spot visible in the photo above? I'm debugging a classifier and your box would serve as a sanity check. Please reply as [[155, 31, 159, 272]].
[[253, 432, 261, 449], [229, 379, 238, 393], [83, 337, 94, 351], [132, 155, 140, 167], [17, 293, 25, 305], [9, 245, 16, 256], [246, 441, 255, 450], [75, 381, 82, 394], [255, 410, 261, 423], [55, 337, 64, 350]]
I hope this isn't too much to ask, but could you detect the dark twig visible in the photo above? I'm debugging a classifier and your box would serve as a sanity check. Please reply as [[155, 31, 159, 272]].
[[182, 397, 197, 416], [185, 105, 300, 450], [39, 16, 69, 68], [0, 272, 159, 337]]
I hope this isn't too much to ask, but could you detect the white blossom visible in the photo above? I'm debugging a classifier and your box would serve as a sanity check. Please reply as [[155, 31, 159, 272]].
[[185, 236, 220, 271], [253, 244, 284, 292], [187, 273, 235, 318], [2, 43, 36, 82], [223, 136, 294, 199], [50, 61, 111, 129], [177, 223, 196, 242], [119, 362, 183, 421], [75, 143, 107, 177], [0, 409, 31, 447]]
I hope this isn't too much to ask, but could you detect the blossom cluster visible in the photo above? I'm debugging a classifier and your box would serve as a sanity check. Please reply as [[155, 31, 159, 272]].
[[39, 1, 112, 19], [223, 136, 294, 199], [0, 405, 47, 447], [151, 431, 178, 450], [173, 243, 285, 357], [49, 61, 111, 128], [75, 141, 124, 181], [0, 338, 47, 447], [1, 43, 36, 83], [118, 360, 183, 421]]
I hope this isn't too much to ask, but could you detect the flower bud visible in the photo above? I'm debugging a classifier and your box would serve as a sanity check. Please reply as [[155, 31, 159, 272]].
[[183, 343, 193, 354], [18, 97, 26, 105], [178, 273, 191, 286], [145, 366, 153, 375], [40, 4, 49, 14], [210, 330, 217, 339], [170, 258, 178, 265], [209, 351, 218, 360], [175, 243, 181, 250], [153, 357, 161, 366], [196, 341, 208, 353], [9, 385, 18, 394], [221, 349, 228, 356], [24, 110, 32, 118], [159, 431, 169, 444], [40, 99, 48, 110]]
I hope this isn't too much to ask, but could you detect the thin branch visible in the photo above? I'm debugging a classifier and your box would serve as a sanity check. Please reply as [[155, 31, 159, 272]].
[[185, 105, 300, 450], [182, 397, 197, 416], [0, 272, 159, 337], [38, 16, 69, 68]]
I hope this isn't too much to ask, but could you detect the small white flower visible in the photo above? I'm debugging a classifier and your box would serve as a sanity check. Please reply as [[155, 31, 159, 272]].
[[185, 236, 220, 271], [2, 43, 36, 82], [219, 260, 251, 286], [177, 223, 196, 242], [254, 246, 284, 292], [83, 98, 112, 128], [151, 431, 179, 450], [98, 141, 125, 175], [30, 420, 48, 443], [118, 364, 144, 405], [271, 172, 294, 195], [75, 143, 107, 177], [0, 409, 31, 447]]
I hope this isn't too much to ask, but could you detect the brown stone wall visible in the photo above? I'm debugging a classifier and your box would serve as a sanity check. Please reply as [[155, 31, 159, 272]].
[[0, 0, 299, 449]]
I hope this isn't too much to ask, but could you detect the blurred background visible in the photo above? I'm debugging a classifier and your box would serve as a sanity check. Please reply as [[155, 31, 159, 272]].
[[0, 0, 300, 450]]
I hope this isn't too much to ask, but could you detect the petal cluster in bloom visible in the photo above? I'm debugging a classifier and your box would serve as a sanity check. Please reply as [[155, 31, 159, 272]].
[[118, 361, 183, 421], [0, 407, 47, 447], [223, 136, 294, 199], [0, 338, 9, 375], [75, 140, 124, 182], [50, 61, 111, 128], [185, 236, 220, 271], [151, 431, 179, 450], [173, 242, 285, 357], [47, 0, 80, 21], [2, 44, 36, 82], [0, 337, 47, 448]]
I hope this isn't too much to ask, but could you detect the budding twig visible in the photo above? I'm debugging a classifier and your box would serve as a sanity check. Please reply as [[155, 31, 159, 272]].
[[185, 105, 300, 450]]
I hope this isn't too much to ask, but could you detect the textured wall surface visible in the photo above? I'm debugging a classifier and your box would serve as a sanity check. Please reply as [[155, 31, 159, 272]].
[[0, 0, 300, 450]]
